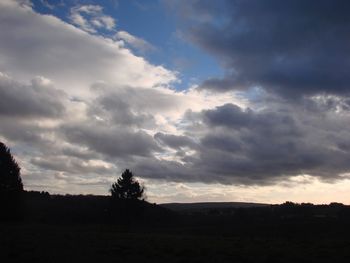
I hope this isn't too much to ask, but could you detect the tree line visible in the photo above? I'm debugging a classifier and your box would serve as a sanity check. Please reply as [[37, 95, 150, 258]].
[[0, 141, 146, 220]]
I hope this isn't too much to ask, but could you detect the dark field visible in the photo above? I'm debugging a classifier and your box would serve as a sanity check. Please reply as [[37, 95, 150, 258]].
[[2, 221, 350, 263], [2, 193, 350, 262]]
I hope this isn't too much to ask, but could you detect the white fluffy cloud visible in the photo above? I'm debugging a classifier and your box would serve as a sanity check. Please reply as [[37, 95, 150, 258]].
[[115, 31, 155, 53], [0, 0, 176, 98], [69, 5, 116, 33], [0, 0, 241, 197]]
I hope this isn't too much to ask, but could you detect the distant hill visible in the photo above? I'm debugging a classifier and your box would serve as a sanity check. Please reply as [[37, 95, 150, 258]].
[[21, 191, 173, 223], [160, 202, 269, 212]]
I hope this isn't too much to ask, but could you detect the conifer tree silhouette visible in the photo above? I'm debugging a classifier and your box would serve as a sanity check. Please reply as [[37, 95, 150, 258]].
[[110, 169, 144, 200], [0, 142, 23, 194], [0, 142, 23, 220]]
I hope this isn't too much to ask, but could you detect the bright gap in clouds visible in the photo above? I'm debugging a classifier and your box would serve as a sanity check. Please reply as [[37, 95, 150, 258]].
[[1, 0, 350, 204]]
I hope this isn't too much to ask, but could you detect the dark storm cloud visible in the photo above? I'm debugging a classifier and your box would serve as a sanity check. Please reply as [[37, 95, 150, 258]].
[[170, 0, 350, 97], [195, 103, 350, 183], [201, 133, 242, 153], [127, 102, 350, 185], [0, 73, 66, 118], [154, 132, 197, 150], [202, 103, 301, 138], [61, 124, 162, 159], [130, 157, 197, 182], [158, 0, 350, 185], [203, 104, 252, 129], [31, 156, 112, 175], [89, 90, 156, 128], [0, 117, 46, 143], [100, 96, 155, 127], [61, 146, 99, 160]]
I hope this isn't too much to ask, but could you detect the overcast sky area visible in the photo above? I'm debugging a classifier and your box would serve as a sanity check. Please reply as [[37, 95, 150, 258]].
[[1, 0, 350, 204]]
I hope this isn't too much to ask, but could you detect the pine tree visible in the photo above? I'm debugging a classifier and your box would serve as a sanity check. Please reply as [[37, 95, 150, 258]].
[[110, 169, 144, 200], [0, 142, 23, 194]]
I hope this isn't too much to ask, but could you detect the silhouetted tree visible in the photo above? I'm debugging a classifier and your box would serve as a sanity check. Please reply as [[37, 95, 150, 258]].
[[110, 169, 144, 200], [0, 142, 23, 220], [109, 169, 146, 224], [0, 142, 23, 194]]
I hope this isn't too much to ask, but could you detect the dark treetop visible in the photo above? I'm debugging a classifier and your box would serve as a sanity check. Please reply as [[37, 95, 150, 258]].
[[0, 142, 23, 194], [110, 169, 144, 200]]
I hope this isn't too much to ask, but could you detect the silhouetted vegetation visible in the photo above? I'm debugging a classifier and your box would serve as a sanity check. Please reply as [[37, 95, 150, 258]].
[[0, 142, 23, 194], [2, 196, 350, 262], [108, 169, 147, 224], [0, 141, 23, 220], [2, 144, 350, 261], [110, 169, 144, 200]]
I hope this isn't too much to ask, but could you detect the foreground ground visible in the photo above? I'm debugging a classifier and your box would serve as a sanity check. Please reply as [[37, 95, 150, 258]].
[[2, 194, 350, 262], [1, 221, 350, 263]]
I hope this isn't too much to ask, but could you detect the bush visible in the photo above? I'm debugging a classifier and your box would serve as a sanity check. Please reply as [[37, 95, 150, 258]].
[[0, 142, 24, 220]]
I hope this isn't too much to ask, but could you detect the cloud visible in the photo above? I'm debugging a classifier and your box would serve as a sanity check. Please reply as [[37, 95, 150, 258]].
[[167, 0, 350, 98], [61, 123, 162, 159], [4, 0, 350, 201], [88, 84, 184, 123], [124, 99, 350, 185], [14, 0, 32, 7], [116, 31, 155, 53], [0, 0, 176, 98], [194, 102, 350, 184], [154, 132, 197, 150], [69, 4, 116, 33], [0, 117, 49, 144], [31, 156, 113, 175], [40, 0, 55, 10], [0, 0, 241, 194], [0, 72, 66, 118], [0, 0, 180, 193]]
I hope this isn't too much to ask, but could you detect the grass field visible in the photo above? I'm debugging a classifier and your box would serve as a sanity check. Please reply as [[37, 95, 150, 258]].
[[1, 222, 350, 263]]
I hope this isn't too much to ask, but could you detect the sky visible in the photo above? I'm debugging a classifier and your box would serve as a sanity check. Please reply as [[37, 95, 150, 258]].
[[1, 0, 350, 204]]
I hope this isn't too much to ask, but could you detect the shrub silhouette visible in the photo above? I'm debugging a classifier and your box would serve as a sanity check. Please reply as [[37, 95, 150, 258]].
[[110, 169, 144, 200], [0, 142, 23, 194], [0, 142, 23, 220], [109, 169, 145, 223]]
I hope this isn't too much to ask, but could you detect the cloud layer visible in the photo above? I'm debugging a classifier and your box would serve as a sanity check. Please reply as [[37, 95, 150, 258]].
[[168, 0, 350, 98], [69, 4, 116, 33], [2, 0, 350, 200]]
